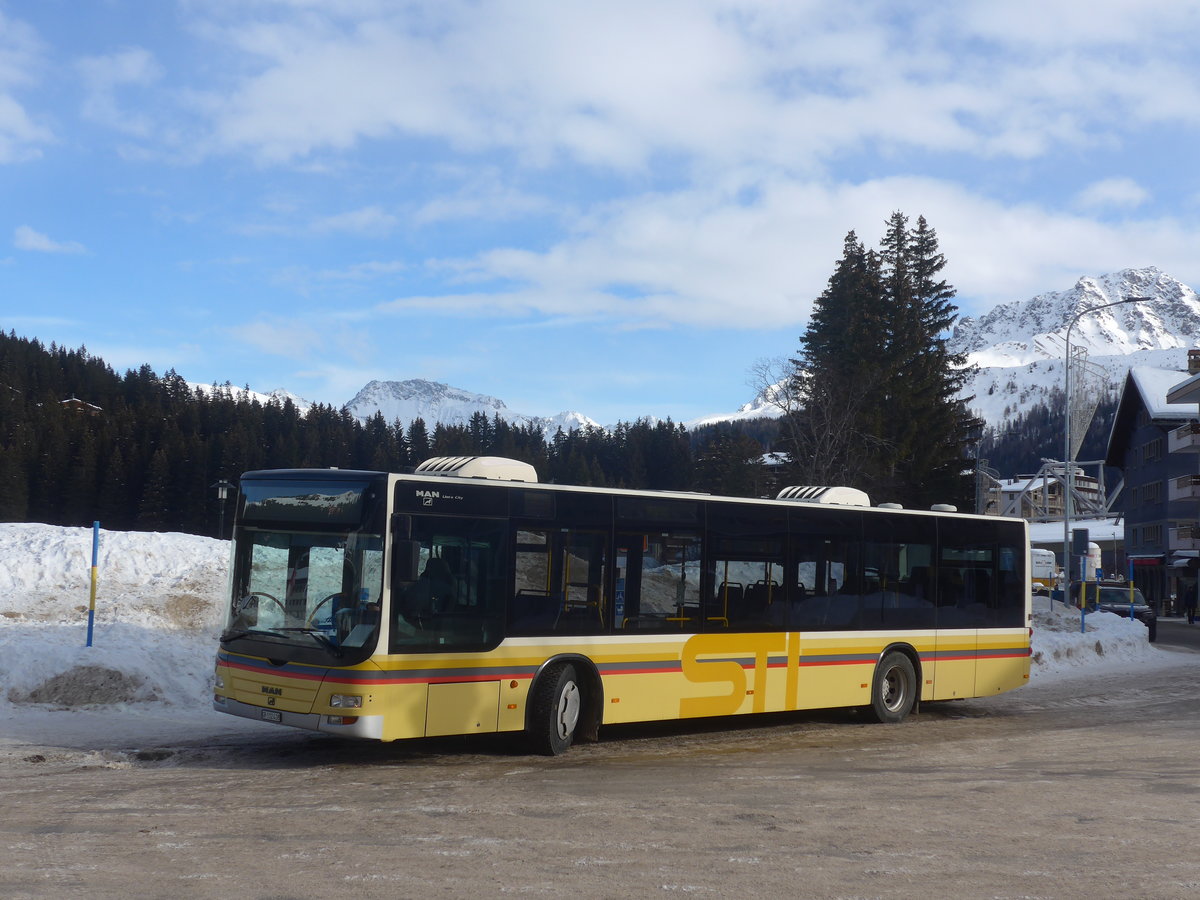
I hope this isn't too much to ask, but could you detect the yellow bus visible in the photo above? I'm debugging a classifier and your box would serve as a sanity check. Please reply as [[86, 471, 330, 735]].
[[213, 456, 1032, 754]]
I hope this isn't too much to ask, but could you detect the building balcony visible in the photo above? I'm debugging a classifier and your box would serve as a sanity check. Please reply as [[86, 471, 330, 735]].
[[1169, 474, 1200, 502], [1169, 422, 1200, 454], [1171, 525, 1200, 551]]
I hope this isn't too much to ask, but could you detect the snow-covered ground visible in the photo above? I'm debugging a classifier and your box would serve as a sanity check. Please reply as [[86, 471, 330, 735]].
[[0, 523, 1178, 750]]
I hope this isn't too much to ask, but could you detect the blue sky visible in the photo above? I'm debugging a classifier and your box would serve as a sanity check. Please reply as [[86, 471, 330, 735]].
[[4, 0, 1200, 425]]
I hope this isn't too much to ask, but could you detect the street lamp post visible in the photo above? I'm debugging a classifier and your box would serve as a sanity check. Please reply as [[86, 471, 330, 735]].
[[1062, 296, 1150, 591], [212, 479, 233, 540]]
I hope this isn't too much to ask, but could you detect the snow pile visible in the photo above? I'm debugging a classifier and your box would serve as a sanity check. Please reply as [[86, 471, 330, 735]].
[[0, 523, 1166, 717], [1030, 599, 1158, 675], [0, 523, 229, 711]]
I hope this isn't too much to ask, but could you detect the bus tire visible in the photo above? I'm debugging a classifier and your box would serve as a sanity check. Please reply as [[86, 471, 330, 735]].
[[528, 663, 582, 756], [869, 651, 916, 724]]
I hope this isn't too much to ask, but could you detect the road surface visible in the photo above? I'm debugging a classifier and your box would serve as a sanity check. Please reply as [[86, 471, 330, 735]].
[[2, 647, 1199, 899]]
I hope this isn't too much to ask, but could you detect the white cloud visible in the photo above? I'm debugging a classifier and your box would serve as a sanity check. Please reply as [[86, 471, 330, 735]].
[[227, 316, 373, 365], [369, 173, 1200, 328], [76, 47, 163, 137], [0, 11, 52, 163], [13, 225, 86, 254], [171, 0, 1200, 175], [1075, 177, 1150, 211], [412, 170, 553, 224], [309, 205, 397, 235]]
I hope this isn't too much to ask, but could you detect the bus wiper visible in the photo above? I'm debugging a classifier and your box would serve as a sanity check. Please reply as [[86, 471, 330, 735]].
[[220, 627, 280, 643], [275, 627, 342, 656]]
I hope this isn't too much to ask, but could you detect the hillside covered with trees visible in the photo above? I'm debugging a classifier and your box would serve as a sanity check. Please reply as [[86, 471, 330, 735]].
[[977, 392, 1119, 481], [0, 332, 713, 536]]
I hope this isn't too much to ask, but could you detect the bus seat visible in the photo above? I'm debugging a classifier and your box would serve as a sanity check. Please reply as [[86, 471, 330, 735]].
[[507, 590, 558, 633]]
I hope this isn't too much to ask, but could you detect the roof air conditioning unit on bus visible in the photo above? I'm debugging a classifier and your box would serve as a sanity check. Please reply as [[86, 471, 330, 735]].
[[414, 456, 539, 483], [775, 485, 871, 507]]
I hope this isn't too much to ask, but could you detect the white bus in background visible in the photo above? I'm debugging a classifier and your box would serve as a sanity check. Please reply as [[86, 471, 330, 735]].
[[1083, 541, 1102, 582], [1030, 548, 1056, 594]]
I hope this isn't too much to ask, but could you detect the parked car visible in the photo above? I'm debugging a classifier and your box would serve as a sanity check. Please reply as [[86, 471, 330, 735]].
[[1070, 581, 1157, 643]]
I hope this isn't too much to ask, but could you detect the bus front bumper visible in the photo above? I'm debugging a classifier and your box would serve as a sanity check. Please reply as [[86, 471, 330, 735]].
[[214, 695, 385, 740]]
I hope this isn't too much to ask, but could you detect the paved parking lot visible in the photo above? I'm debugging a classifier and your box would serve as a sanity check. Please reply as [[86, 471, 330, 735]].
[[3, 649, 1200, 899]]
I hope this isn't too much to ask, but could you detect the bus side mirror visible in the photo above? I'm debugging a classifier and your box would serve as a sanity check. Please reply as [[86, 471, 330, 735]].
[[391, 540, 421, 592]]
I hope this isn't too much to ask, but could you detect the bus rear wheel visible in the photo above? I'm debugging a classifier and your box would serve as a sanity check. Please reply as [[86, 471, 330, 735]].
[[870, 651, 916, 724], [528, 663, 581, 756]]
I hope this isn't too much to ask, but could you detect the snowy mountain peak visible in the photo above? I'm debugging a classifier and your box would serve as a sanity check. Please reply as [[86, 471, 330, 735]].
[[950, 266, 1200, 368], [348, 379, 510, 421], [953, 267, 1200, 427], [189, 381, 313, 413], [345, 378, 600, 435]]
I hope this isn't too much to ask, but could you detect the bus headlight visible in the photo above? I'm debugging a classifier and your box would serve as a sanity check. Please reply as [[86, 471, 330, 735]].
[[330, 693, 363, 709], [214, 672, 225, 690]]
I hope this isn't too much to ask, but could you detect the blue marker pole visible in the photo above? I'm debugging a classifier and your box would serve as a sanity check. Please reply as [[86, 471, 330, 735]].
[[1128, 557, 1135, 620], [86, 521, 99, 647], [1079, 555, 1087, 635]]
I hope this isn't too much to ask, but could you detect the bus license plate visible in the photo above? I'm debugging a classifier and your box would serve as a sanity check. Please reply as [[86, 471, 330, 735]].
[[260, 709, 282, 723]]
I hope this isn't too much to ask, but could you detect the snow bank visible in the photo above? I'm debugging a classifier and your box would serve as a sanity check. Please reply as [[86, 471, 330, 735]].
[[0, 524, 1168, 717], [0, 523, 229, 711], [1030, 599, 1159, 677]]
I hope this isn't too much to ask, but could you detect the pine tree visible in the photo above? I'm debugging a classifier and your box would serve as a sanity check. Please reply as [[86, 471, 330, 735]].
[[787, 231, 887, 488], [880, 214, 981, 506], [407, 418, 431, 464], [790, 216, 980, 507], [693, 424, 765, 497]]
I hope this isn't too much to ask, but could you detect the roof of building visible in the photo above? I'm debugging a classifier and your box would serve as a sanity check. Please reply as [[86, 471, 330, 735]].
[[1106, 366, 1193, 465], [1129, 366, 1197, 418], [1028, 517, 1123, 546], [1166, 369, 1200, 405]]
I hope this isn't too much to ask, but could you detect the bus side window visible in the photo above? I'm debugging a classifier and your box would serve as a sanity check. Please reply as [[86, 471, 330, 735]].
[[557, 531, 608, 632], [992, 544, 1025, 626], [509, 529, 557, 635], [618, 532, 701, 631], [789, 536, 857, 631], [509, 528, 611, 636], [710, 538, 784, 631], [938, 520, 996, 628]]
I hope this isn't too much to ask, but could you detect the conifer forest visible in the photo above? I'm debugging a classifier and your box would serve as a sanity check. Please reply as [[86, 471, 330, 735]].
[[0, 332, 713, 536]]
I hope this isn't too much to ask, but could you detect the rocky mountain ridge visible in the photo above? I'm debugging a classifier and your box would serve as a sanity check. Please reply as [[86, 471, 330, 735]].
[[952, 267, 1200, 425]]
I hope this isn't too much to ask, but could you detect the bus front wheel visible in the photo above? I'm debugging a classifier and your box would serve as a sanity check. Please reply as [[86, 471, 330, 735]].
[[528, 663, 581, 756], [870, 651, 916, 724]]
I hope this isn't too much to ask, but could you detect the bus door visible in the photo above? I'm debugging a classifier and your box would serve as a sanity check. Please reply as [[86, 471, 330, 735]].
[[934, 523, 989, 701]]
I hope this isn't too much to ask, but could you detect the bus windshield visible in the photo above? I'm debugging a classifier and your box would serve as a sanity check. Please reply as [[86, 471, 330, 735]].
[[223, 476, 386, 663]]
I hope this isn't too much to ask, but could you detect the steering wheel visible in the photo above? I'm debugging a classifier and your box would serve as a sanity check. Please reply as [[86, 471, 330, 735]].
[[242, 590, 286, 615], [305, 593, 343, 627]]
